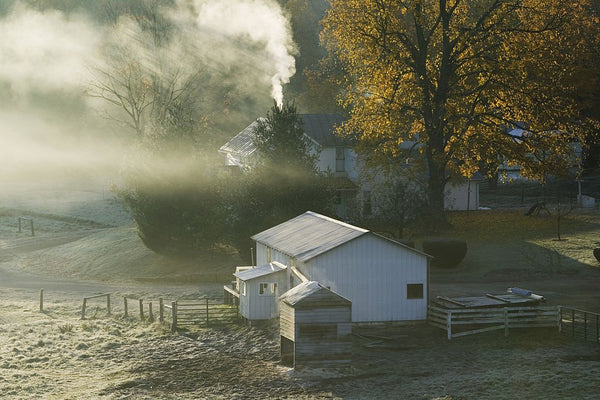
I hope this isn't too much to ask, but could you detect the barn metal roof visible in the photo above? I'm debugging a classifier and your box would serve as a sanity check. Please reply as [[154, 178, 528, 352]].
[[280, 281, 351, 307], [234, 261, 286, 281], [251, 211, 369, 262], [252, 211, 431, 262]]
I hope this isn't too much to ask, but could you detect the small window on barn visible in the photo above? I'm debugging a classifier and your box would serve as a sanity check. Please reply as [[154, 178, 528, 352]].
[[271, 283, 278, 295], [407, 283, 424, 299], [259, 283, 269, 296], [241, 281, 247, 296], [266, 248, 271, 263]]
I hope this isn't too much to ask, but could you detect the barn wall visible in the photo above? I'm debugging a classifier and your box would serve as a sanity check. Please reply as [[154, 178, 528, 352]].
[[255, 243, 292, 266], [280, 303, 295, 340], [300, 235, 428, 322]]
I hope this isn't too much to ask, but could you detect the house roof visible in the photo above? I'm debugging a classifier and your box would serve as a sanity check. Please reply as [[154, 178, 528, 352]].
[[218, 118, 264, 161], [234, 261, 287, 281], [300, 114, 349, 147], [218, 114, 350, 163], [251, 211, 429, 262], [280, 281, 351, 308]]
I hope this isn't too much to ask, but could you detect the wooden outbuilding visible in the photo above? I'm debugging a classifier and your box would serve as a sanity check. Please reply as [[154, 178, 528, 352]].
[[279, 281, 352, 369], [234, 261, 288, 322], [252, 211, 431, 323]]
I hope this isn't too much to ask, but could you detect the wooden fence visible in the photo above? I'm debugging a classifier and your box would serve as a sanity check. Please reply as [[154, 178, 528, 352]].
[[163, 298, 239, 332], [428, 305, 559, 339], [559, 306, 600, 344]]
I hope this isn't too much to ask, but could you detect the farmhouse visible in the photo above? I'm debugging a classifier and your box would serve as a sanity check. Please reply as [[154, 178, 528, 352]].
[[220, 114, 482, 213], [247, 211, 431, 323]]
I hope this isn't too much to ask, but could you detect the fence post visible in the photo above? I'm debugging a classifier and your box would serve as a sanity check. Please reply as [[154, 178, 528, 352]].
[[18, 217, 21, 233], [148, 302, 154, 322], [39, 288, 44, 312], [81, 298, 87, 320], [584, 312, 587, 340], [171, 301, 177, 332], [596, 315, 599, 344], [124, 297, 128, 317], [504, 308, 509, 337], [557, 306, 562, 332], [159, 298, 164, 322], [139, 299, 144, 320], [572, 309, 575, 337], [446, 311, 452, 340], [107, 294, 111, 315], [206, 298, 210, 325], [30, 219, 34, 236]]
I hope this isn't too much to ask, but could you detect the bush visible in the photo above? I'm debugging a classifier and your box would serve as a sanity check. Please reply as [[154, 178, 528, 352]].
[[593, 248, 600, 263], [422, 238, 467, 269]]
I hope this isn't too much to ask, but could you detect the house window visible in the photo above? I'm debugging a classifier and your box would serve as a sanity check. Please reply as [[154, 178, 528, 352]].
[[362, 190, 372, 216], [271, 283, 278, 295], [407, 283, 424, 299], [259, 283, 269, 296], [241, 281, 247, 296], [266, 248, 271, 263], [336, 147, 345, 172]]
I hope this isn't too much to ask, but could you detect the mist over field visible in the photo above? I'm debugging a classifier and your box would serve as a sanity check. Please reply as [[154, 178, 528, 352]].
[[0, 0, 296, 184]]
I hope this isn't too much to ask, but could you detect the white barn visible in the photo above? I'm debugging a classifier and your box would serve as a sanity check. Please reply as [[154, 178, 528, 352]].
[[251, 211, 431, 323], [234, 262, 288, 321]]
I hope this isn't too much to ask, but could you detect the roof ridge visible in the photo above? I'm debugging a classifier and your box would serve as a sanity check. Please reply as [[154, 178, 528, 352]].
[[304, 211, 369, 233]]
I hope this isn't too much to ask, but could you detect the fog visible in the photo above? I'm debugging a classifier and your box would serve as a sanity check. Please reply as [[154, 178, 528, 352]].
[[0, 0, 296, 186]]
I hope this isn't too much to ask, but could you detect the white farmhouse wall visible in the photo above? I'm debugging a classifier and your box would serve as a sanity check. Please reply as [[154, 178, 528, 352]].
[[315, 147, 359, 181], [298, 235, 428, 322]]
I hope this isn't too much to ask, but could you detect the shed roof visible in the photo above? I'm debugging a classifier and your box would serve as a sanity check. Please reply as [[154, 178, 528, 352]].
[[218, 118, 264, 161], [280, 281, 351, 308], [234, 261, 286, 281], [251, 211, 429, 262]]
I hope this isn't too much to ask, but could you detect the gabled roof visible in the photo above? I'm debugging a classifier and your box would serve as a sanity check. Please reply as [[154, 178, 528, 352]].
[[300, 114, 349, 147], [218, 118, 264, 161], [234, 261, 286, 281], [280, 281, 351, 308], [251, 211, 429, 262], [218, 114, 350, 164]]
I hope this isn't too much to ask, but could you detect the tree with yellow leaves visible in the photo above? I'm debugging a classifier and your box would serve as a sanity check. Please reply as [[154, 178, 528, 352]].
[[322, 0, 599, 222]]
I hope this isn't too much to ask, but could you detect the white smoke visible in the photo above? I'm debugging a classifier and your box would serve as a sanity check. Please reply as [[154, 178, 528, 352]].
[[190, 0, 296, 108]]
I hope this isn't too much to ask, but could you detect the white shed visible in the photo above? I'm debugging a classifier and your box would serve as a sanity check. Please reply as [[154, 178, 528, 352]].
[[234, 261, 288, 321], [252, 212, 431, 323]]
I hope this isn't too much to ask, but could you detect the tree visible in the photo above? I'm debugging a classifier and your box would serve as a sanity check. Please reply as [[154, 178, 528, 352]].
[[230, 102, 333, 261], [322, 0, 600, 223]]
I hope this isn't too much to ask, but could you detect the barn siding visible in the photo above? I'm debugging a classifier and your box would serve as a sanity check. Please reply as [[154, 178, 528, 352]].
[[300, 234, 428, 322], [280, 303, 295, 340], [256, 243, 292, 266], [239, 270, 287, 321]]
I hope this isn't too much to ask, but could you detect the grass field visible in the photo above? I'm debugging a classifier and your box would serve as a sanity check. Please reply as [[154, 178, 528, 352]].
[[1, 183, 600, 399]]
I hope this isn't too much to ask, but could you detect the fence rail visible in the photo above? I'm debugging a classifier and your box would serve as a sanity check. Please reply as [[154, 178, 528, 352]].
[[559, 307, 600, 344], [428, 305, 559, 339], [162, 298, 239, 332]]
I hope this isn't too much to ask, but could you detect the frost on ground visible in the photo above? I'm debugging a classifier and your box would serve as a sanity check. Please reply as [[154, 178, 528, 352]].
[[1, 290, 600, 399]]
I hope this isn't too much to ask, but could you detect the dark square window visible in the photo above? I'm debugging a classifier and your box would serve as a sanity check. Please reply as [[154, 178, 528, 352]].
[[407, 283, 424, 299]]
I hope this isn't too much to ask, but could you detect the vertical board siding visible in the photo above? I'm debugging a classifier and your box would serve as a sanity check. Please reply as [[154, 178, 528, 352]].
[[241, 271, 287, 320], [302, 234, 428, 322]]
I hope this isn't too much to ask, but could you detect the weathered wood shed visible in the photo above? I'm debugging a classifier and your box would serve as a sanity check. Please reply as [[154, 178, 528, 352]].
[[234, 261, 288, 321], [279, 281, 352, 369], [252, 211, 431, 323]]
